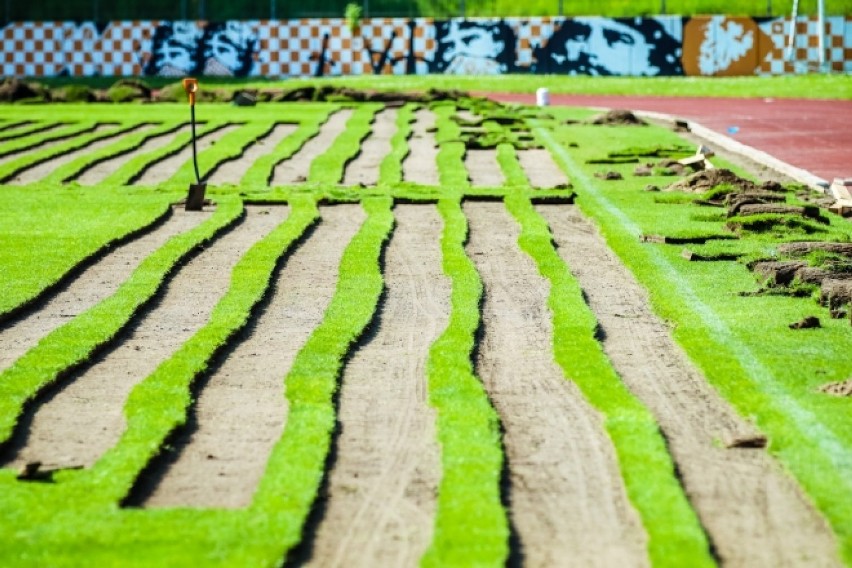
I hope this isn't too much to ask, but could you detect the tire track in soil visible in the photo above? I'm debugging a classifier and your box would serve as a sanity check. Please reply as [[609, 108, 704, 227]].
[[465, 149, 504, 187], [206, 123, 297, 186], [134, 124, 240, 186], [303, 205, 447, 568], [517, 149, 570, 188], [342, 108, 398, 187], [465, 201, 649, 568], [139, 205, 364, 509], [0, 207, 209, 377], [402, 109, 439, 186], [271, 110, 353, 186], [3, 206, 288, 471], [539, 204, 842, 568], [74, 125, 190, 186], [8, 124, 153, 185]]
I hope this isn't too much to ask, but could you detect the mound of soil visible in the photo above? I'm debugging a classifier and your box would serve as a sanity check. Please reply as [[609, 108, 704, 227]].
[[665, 168, 757, 193], [0, 78, 44, 102], [587, 109, 646, 126], [270, 86, 470, 105]]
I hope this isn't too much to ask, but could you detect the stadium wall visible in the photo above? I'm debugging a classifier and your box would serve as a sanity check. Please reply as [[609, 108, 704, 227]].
[[2, 16, 849, 78]]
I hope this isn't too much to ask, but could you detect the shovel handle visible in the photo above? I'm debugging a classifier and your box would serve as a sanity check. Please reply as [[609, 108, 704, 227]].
[[182, 78, 199, 106]]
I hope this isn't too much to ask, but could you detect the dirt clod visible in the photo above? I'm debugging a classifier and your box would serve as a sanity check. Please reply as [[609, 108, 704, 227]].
[[666, 168, 757, 193], [724, 434, 769, 449], [819, 378, 852, 396], [789, 316, 821, 329], [595, 171, 623, 181], [587, 109, 646, 126]]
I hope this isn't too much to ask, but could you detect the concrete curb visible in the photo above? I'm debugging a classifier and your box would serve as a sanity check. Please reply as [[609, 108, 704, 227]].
[[634, 109, 831, 193]]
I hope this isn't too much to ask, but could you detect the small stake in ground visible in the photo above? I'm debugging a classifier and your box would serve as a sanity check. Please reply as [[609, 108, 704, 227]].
[[183, 78, 206, 211]]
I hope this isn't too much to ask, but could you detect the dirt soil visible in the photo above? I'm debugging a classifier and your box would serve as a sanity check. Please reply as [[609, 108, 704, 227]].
[[206, 123, 297, 186], [588, 109, 647, 126], [303, 204, 448, 567], [402, 109, 439, 186], [135, 124, 241, 186], [3, 206, 288, 471], [75, 125, 191, 186], [0, 123, 109, 168], [516, 149, 570, 188], [666, 168, 760, 193], [464, 149, 503, 187], [0, 206, 209, 377], [539, 204, 841, 567], [342, 108, 398, 187], [271, 109, 352, 186], [465, 201, 649, 567], [820, 378, 852, 397], [10, 124, 152, 185], [139, 205, 363, 508]]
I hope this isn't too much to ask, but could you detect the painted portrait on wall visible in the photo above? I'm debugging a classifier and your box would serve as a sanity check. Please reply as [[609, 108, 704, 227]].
[[200, 22, 257, 77], [681, 16, 773, 75], [144, 22, 202, 77], [431, 19, 517, 75], [533, 17, 683, 76]]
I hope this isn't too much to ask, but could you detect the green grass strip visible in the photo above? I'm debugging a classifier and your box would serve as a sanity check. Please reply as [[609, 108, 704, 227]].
[[80, 198, 319, 501], [0, 197, 243, 445], [0, 122, 96, 159], [0, 121, 64, 142], [241, 113, 332, 189], [169, 122, 277, 187], [308, 104, 382, 184], [495, 143, 529, 188], [41, 122, 182, 185], [421, 198, 507, 567], [100, 122, 227, 187], [378, 103, 416, 186], [250, 197, 392, 557], [0, 123, 143, 183], [504, 192, 714, 567], [433, 104, 469, 189]]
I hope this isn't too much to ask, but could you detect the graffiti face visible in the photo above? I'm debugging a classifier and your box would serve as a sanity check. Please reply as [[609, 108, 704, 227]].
[[202, 22, 256, 77], [535, 17, 683, 76], [146, 22, 202, 77], [432, 20, 516, 75], [682, 16, 773, 76]]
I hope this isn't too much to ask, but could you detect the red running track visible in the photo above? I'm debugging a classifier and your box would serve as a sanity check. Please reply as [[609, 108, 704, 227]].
[[484, 93, 852, 184]]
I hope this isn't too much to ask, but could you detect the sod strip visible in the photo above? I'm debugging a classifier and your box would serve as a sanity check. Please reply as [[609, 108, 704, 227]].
[[206, 123, 298, 187], [169, 122, 277, 187], [99, 122, 227, 187], [421, 198, 507, 568], [43, 122, 184, 185], [0, 124, 142, 183], [76, 200, 319, 502], [0, 121, 60, 142], [496, 143, 530, 188], [240, 112, 331, 188], [0, 122, 97, 160], [377, 103, 415, 186], [504, 193, 714, 567], [433, 104, 469, 189], [0, 198, 242, 447], [537, 127, 852, 564], [308, 104, 381, 184], [249, 197, 392, 559]]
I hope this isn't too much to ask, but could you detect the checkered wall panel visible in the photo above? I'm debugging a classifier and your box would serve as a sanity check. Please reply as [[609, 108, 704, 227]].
[[1, 16, 849, 77]]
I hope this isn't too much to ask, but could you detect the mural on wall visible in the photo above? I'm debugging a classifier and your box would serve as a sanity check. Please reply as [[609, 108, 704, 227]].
[[532, 17, 682, 75], [144, 21, 257, 77], [1, 16, 849, 78]]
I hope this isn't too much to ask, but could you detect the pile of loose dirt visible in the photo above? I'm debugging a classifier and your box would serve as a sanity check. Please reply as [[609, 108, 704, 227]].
[[665, 168, 757, 193], [270, 86, 471, 105], [0, 78, 45, 102], [587, 109, 646, 126]]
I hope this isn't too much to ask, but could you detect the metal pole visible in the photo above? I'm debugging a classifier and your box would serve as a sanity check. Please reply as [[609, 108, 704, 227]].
[[460, 0, 465, 17], [661, 0, 666, 14], [817, 0, 826, 71], [364, 0, 369, 18], [766, 0, 772, 16], [270, 0, 275, 19], [786, 0, 799, 61], [558, 0, 563, 16]]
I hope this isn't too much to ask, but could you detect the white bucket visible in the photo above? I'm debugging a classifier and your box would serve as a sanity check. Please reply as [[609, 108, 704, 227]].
[[536, 87, 550, 107]]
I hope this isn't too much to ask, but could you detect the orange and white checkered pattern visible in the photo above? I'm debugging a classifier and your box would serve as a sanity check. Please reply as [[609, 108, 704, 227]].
[[759, 16, 851, 74]]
